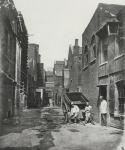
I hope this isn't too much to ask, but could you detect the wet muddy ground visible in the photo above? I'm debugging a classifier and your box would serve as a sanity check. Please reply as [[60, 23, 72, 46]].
[[0, 107, 124, 150], [0, 107, 64, 150]]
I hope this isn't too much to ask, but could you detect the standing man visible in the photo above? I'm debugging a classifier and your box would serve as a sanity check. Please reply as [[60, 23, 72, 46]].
[[100, 96, 108, 126]]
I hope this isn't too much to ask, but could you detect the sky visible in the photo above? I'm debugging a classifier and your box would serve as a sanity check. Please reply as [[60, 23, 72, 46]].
[[14, 0, 125, 69]]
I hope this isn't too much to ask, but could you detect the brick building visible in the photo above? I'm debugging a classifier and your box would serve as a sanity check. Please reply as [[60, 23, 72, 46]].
[[80, 3, 125, 128], [0, 0, 28, 128], [67, 39, 82, 92], [44, 71, 54, 106], [36, 62, 45, 107], [18, 12, 28, 111], [53, 61, 65, 106], [37, 63, 44, 87], [27, 44, 43, 108]]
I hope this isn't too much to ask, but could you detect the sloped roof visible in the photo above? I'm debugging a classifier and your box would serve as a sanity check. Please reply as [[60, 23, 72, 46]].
[[98, 3, 125, 15], [0, 0, 28, 49], [82, 3, 125, 44]]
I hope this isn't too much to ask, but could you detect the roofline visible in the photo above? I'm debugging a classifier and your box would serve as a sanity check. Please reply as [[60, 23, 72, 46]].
[[82, 3, 125, 36], [29, 43, 39, 46]]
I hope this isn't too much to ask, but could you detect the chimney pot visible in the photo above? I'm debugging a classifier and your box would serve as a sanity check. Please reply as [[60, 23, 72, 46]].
[[75, 39, 78, 46]]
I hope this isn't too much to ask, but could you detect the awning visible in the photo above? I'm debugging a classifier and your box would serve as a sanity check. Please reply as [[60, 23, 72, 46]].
[[97, 84, 107, 87]]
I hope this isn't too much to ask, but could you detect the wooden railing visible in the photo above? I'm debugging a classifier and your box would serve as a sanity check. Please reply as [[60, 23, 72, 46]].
[[98, 54, 125, 77]]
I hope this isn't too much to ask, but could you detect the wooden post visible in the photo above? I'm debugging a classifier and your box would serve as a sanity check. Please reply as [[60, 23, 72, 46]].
[[107, 83, 111, 126], [114, 84, 119, 117]]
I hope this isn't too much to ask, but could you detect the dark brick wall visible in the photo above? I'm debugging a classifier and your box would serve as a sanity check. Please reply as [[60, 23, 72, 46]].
[[81, 62, 99, 122], [0, 1, 28, 131], [80, 3, 125, 122], [68, 40, 82, 92], [0, 11, 16, 120], [0, 13, 4, 124]]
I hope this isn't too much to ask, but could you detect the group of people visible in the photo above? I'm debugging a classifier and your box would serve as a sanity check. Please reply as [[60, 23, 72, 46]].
[[63, 95, 108, 126], [63, 102, 95, 125]]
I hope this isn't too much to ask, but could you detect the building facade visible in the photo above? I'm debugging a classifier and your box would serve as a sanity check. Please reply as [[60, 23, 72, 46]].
[[36, 63, 45, 107], [81, 3, 125, 128], [45, 71, 54, 106], [63, 68, 70, 91], [27, 44, 43, 108], [67, 39, 82, 92], [53, 61, 65, 106], [0, 0, 28, 129]]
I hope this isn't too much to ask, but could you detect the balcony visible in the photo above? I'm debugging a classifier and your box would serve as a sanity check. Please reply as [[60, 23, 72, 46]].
[[98, 62, 108, 77], [98, 54, 125, 78]]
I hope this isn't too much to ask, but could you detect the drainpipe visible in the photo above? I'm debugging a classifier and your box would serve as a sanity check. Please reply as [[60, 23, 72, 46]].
[[107, 24, 111, 126]]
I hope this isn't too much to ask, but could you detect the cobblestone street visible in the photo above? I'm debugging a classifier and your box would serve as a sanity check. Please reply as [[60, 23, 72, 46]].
[[0, 107, 124, 150]]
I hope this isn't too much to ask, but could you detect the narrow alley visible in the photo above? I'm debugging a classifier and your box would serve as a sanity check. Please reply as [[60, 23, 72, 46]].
[[0, 107, 123, 150], [0, 1, 125, 150]]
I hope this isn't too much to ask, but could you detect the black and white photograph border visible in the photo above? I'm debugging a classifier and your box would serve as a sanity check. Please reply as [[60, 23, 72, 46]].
[[0, 0, 125, 150]]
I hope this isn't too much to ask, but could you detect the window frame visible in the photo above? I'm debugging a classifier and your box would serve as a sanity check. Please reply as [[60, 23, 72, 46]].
[[90, 35, 97, 63], [83, 45, 89, 69], [107, 23, 119, 36], [99, 36, 108, 65]]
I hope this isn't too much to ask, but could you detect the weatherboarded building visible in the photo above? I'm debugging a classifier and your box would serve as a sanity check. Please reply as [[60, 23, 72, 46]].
[[81, 3, 125, 128]]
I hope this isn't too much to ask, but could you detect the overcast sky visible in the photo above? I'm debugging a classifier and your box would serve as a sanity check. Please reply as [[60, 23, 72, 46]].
[[14, 0, 125, 69]]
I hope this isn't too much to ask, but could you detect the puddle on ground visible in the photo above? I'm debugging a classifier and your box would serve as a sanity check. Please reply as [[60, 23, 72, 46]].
[[69, 129, 80, 132]]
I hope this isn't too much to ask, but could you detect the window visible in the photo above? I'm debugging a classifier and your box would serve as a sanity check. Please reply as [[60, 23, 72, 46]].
[[93, 45, 96, 58], [90, 35, 96, 61], [100, 37, 108, 64], [108, 23, 119, 35], [103, 45, 108, 60], [84, 45, 89, 67], [117, 84, 125, 115], [91, 35, 95, 44]]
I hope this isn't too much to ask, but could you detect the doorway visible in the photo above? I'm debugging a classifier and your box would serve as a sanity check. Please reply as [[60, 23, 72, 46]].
[[99, 85, 107, 99], [117, 81, 125, 115]]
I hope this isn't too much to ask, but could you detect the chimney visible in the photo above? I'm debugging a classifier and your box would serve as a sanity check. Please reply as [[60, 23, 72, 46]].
[[75, 39, 78, 46]]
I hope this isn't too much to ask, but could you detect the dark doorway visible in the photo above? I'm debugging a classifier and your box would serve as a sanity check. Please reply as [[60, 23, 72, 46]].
[[99, 86, 107, 99], [97, 85, 107, 107], [117, 81, 125, 115]]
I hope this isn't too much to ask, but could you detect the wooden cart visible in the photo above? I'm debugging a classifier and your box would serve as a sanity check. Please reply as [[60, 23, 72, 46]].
[[62, 92, 89, 122]]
